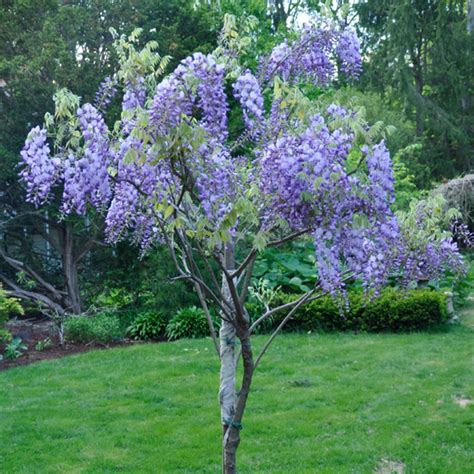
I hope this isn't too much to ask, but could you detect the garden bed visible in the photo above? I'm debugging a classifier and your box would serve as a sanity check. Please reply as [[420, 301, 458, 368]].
[[0, 317, 139, 371]]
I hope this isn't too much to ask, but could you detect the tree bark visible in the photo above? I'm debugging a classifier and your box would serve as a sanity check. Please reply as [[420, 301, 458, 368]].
[[223, 330, 254, 474], [60, 223, 82, 314]]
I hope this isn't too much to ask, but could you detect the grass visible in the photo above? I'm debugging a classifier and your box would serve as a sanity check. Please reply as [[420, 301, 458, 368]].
[[1, 309, 473, 473]]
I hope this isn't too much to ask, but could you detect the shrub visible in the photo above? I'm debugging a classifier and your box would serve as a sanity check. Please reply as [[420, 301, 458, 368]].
[[0, 285, 24, 323], [271, 288, 448, 333], [166, 306, 210, 340], [127, 312, 168, 341], [64, 313, 123, 344], [0, 328, 12, 345]]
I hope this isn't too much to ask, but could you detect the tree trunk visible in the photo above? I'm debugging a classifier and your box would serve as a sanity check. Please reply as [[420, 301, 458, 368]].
[[61, 223, 82, 314], [223, 331, 254, 474], [468, 0, 474, 33], [219, 243, 255, 473]]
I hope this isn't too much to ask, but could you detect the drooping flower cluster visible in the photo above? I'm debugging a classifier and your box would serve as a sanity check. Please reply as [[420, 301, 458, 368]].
[[20, 127, 59, 206], [451, 219, 474, 248], [61, 104, 112, 214], [175, 53, 229, 140], [233, 71, 264, 135], [105, 137, 162, 250], [122, 76, 146, 111], [261, 21, 361, 85], [336, 29, 362, 78], [94, 76, 117, 110], [150, 75, 193, 135]]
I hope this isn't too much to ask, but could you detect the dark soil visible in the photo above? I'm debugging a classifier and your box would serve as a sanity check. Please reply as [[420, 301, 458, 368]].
[[0, 317, 136, 371]]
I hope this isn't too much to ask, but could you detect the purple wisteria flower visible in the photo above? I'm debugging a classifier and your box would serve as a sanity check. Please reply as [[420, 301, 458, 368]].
[[19, 127, 59, 206]]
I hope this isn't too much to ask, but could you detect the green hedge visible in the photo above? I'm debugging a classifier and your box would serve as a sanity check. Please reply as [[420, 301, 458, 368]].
[[254, 288, 449, 333]]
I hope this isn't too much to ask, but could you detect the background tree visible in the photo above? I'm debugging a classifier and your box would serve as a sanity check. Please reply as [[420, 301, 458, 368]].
[[357, 0, 474, 180]]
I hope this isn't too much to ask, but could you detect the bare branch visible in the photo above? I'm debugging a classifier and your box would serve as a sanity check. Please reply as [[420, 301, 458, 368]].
[[0, 249, 65, 301], [193, 282, 220, 357], [268, 228, 311, 247], [238, 253, 256, 305], [254, 289, 317, 369], [231, 248, 257, 279]]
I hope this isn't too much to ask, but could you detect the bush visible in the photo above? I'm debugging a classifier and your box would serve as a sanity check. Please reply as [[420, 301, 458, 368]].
[[166, 306, 210, 340], [270, 288, 448, 333], [64, 313, 123, 344], [127, 312, 168, 341], [0, 328, 12, 345], [0, 285, 24, 323]]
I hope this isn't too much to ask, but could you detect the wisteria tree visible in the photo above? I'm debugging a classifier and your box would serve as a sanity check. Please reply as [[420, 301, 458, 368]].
[[20, 16, 464, 473]]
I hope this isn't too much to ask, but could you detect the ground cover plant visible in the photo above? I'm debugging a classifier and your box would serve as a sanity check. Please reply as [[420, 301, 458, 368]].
[[0, 310, 472, 472], [17, 14, 468, 472]]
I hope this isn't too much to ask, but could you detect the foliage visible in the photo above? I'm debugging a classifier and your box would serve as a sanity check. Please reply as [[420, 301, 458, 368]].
[[84, 244, 200, 320], [271, 288, 449, 333], [252, 241, 317, 292], [0, 285, 24, 323], [166, 307, 211, 341], [0, 328, 12, 345], [436, 174, 474, 231], [64, 314, 123, 344], [437, 252, 474, 307], [3, 337, 28, 361], [34, 337, 53, 351], [357, 0, 473, 180], [127, 312, 168, 341]]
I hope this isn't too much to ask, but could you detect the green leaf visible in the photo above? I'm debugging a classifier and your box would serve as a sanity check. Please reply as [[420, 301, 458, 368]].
[[254, 232, 267, 251], [164, 205, 174, 219], [123, 148, 137, 164]]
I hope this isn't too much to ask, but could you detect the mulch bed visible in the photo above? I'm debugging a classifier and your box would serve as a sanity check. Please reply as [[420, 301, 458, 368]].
[[0, 317, 136, 372]]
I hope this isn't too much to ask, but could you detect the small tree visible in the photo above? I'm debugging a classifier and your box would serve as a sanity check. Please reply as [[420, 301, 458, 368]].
[[20, 16, 463, 473]]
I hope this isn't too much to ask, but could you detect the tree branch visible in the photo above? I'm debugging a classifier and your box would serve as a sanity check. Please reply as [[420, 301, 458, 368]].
[[254, 289, 317, 369]]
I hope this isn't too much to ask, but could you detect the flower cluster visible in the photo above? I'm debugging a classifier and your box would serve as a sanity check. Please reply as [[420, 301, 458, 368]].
[[150, 75, 192, 135], [60, 104, 112, 215], [262, 21, 361, 85], [94, 76, 117, 110], [233, 71, 264, 135], [336, 29, 362, 78], [175, 53, 229, 141], [122, 76, 146, 111], [19, 127, 59, 206]]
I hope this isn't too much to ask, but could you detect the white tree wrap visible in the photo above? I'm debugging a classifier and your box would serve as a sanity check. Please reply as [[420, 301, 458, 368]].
[[219, 273, 236, 425]]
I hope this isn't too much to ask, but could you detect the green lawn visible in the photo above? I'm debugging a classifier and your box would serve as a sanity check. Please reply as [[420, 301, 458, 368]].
[[1, 314, 473, 473]]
